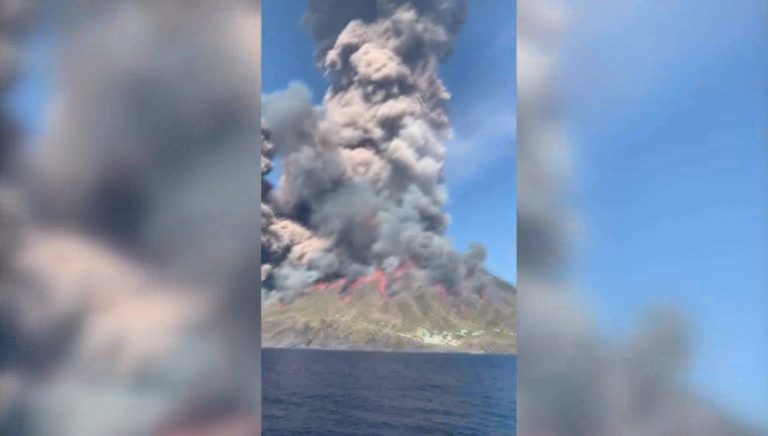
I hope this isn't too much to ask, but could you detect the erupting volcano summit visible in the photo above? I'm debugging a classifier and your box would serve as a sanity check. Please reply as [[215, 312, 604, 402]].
[[261, 0, 515, 353]]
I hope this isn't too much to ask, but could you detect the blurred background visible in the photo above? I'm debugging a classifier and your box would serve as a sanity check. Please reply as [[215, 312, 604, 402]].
[[518, 0, 767, 434], [1, 1, 261, 435]]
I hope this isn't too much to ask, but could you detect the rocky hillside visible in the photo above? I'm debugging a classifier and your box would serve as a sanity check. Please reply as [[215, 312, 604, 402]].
[[262, 273, 516, 354]]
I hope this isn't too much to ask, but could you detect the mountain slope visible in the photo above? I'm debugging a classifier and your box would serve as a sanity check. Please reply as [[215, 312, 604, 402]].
[[262, 274, 516, 353]]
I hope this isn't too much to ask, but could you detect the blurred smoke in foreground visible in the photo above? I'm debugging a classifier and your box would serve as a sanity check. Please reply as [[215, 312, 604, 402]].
[[518, 0, 765, 435], [1, 1, 261, 435]]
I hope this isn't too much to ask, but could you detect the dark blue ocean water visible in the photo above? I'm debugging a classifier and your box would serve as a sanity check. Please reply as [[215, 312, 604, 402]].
[[262, 348, 516, 435]]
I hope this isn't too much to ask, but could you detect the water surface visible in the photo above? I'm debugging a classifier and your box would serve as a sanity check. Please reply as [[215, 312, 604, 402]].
[[263, 348, 516, 435]]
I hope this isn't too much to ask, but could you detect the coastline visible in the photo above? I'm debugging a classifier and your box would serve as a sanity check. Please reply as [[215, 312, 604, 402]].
[[261, 345, 517, 357]]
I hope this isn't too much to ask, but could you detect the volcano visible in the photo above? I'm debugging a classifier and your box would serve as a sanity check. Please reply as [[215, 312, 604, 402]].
[[262, 268, 516, 353], [261, 1, 515, 353]]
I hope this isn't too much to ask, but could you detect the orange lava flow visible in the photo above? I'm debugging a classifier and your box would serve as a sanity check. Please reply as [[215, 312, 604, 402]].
[[331, 278, 348, 288], [392, 259, 416, 279], [308, 259, 420, 305], [374, 270, 388, 300], [348, 269, 389, 301], [311, 278, 347, 296]]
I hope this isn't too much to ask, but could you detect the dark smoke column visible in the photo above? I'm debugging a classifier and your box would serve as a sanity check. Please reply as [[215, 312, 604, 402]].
[[263, 1, 493, 299]]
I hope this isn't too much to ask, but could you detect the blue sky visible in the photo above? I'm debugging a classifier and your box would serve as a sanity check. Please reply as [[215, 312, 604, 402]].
[[561, 0, 768, 427], [263, 0, 517, 284], [8, 30, 54, 137]]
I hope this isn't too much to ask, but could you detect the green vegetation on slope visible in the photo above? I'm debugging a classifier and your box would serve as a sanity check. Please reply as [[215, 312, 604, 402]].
[[262, 278, 516, 354]]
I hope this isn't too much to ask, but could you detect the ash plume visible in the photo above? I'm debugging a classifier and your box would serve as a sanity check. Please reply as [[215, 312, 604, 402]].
[[261, 0, 503, 306], [29, 0, 261, 289], [303, 0, 466, 65], [0, 0, 39, 294], [0, 0, 35, 277], [517, 0, 762, 435], [1, 1, 261, 434]]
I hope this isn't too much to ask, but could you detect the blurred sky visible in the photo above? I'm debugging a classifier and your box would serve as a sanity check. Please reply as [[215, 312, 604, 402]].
[[8, 29, 54, 137], [262, 0, 517, 284], [561, 0, 768, 427]]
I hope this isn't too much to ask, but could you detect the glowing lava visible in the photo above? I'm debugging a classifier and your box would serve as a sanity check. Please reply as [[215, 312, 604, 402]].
[[306, 260, 422, 304], [310, 278, 347, 295], [392, 259, 416, 280], [348, 269, 389, 301]]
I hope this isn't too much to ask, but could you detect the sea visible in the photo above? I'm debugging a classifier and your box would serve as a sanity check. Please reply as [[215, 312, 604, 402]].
[[262, 348, 517, 435]]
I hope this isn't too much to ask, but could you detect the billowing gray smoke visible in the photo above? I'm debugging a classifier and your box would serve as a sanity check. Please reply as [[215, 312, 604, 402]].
[[0, 0, 38, 290], [29, 0, 261, 293], [1, 1, 262, 434], [0, 5, 37, 407], [261, 0, 498, 303], [0, 0, 31, 268], [517, 1, 762, 435]]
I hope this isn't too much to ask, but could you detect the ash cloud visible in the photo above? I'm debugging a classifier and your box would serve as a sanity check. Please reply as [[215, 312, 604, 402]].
[[261, 0, 502, 306], [516, 0, 763, 434], [0, 2, 38, 396], [29, 0, 261, 287], [1, 1, 261, 434], [303, 0, 465, 65]]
